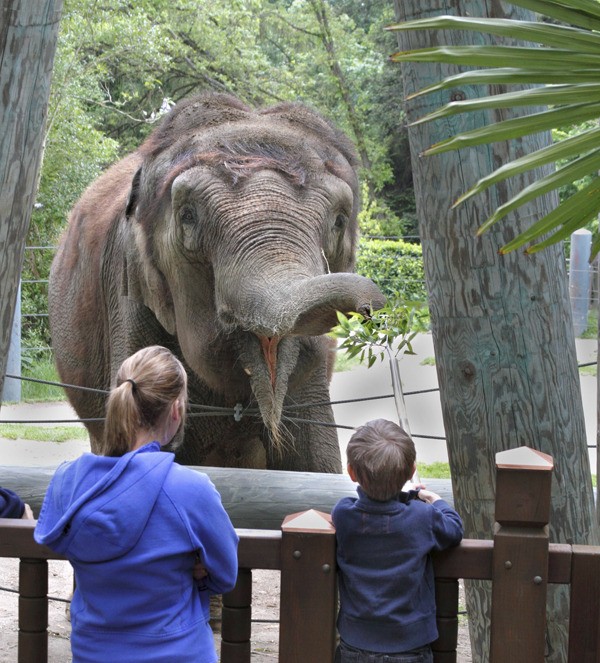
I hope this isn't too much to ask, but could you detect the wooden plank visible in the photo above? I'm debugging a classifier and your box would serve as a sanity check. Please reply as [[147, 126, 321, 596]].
[[433, 539, 493, 580], [568, 544, 600, 662], [236, 529, 281, 570], [0, 519, 61, 560]]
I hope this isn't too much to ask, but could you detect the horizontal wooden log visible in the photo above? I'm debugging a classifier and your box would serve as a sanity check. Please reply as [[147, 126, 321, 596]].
[[0, 465, 454, 530]]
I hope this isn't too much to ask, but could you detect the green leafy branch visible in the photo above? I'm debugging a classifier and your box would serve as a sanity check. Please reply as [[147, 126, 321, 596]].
[[329, 301, 430, 368]]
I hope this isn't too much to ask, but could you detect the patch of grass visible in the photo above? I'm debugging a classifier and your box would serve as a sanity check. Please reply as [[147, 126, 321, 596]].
[[579, 364, 597, 377], [580, 308, 599, 340], [0, 424, 88, 442], [20, 356, 66, 402], [418, 461, 451, 479]]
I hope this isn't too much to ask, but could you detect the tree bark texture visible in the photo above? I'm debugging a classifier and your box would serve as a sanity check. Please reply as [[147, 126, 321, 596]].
[[0, 0, 63, 397], [392, 1, 598, 660]]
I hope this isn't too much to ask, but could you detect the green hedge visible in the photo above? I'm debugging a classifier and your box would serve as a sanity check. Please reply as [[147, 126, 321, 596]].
[[356, 238, 426, 302]]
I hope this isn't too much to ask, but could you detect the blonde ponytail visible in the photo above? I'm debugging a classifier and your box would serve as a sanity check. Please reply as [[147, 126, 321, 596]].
[[101, 346, 188, 456]]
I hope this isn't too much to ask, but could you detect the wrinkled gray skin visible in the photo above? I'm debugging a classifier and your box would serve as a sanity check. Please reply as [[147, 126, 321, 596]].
[[49, 93, 385, 472]]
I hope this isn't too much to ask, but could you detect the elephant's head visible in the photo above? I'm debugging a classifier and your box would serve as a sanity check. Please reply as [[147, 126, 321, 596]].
[[123, 93, 385, 448]]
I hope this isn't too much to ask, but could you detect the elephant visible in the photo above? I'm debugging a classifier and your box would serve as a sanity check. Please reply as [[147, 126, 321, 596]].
[[48, 92, 385, 472]]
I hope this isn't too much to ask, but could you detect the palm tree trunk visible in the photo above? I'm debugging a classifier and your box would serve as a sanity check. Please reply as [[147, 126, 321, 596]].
[[393, 1, 599, 660]]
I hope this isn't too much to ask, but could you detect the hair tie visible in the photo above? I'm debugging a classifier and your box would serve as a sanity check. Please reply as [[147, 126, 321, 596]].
[[125, 378, 137, 392]]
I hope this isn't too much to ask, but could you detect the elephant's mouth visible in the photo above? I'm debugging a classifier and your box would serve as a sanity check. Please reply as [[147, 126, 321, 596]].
[[259, 336, 279, 389]]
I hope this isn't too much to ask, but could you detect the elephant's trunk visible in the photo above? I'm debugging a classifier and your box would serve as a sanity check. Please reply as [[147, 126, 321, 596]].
[[218, 271, 386, 339], [225, 272, 385, 453]]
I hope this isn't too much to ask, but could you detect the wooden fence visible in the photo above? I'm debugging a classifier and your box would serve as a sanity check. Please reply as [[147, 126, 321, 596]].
[[1, 446, 600, 662]]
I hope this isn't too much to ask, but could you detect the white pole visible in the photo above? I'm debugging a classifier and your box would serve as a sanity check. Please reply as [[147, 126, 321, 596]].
[[570, 229, 593, 337]]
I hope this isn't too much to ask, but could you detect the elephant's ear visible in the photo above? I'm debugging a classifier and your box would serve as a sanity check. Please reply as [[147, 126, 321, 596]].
[[125, 167, 142, 219], [121, 239, 177, 336]]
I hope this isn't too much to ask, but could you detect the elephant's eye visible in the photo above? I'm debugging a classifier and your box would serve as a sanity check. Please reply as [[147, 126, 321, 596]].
[[179, 206, 197, 225], [334, 213, 348, 230]]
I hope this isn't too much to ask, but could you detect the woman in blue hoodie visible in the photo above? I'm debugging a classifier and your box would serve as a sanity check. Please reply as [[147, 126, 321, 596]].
[[35, 345, 239, 663]]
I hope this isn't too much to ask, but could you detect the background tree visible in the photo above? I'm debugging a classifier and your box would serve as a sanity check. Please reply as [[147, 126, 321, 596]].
[[0, 0, 64, 393], [391, 0, 598, 660]]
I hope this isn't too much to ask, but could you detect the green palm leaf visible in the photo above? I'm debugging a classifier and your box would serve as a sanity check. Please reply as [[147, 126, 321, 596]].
[[406, 69, 600, 100], [455, 127, 600, 207], [411, 86, 600, 125], [391, 46, 600, 69], [478, 150, 600, 234], [499, 181, 600, 253], [388, 16, 600, 53], [423, 103, 600, 154], [388, 4, 600, 253]]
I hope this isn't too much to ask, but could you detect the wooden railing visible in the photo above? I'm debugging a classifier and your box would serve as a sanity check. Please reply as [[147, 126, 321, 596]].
[[1, 446, 599, 662]]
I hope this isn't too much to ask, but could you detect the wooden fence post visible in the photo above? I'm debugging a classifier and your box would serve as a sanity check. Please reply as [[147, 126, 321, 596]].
[[221, 568, 252, 662], [279, 510, 337, 662], [490, 447, 553, 662], [18, 557, 48, 663]]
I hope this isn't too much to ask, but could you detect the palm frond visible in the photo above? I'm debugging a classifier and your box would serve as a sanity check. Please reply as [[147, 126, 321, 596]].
[[388, 6, 600, 253]]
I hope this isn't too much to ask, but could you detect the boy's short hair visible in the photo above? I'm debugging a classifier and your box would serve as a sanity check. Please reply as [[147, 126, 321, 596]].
[[347, 419, 416, 501]]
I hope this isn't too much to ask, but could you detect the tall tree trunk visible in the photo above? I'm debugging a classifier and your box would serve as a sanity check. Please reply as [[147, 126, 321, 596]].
[[0, 1, 63, 397], [393, 1, 598, 660]]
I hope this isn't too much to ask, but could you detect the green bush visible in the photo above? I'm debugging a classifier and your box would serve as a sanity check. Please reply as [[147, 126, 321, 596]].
[[356, 238, 426, 302]]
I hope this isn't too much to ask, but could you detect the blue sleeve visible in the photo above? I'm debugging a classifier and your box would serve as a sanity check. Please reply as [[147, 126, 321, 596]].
[[0, 487, 25, 519], [430, 499, 463, 551], [169, 469, 239, 595]]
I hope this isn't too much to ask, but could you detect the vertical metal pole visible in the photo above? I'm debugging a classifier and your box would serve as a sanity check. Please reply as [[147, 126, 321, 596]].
[[569, 228, 592, 337], [2, 280, 21, 402], [389, 357, 421, 484]]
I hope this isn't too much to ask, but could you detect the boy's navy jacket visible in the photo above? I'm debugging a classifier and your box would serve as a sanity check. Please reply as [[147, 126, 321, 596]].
[[0, 487, 25, 518], [332, 487, 463, 654], [34, 442, 239, 663]]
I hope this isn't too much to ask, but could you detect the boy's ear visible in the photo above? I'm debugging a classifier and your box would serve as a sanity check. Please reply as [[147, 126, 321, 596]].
[[347, 464, 357, 483]]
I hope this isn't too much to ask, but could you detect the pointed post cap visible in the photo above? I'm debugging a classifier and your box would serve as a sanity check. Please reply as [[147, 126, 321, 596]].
[[281, 509, 335, 534], [496, 447, 554, 471]]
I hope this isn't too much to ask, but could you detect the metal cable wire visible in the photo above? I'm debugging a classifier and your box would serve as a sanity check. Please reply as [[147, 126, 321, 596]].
[[2, 357, 597, 438]]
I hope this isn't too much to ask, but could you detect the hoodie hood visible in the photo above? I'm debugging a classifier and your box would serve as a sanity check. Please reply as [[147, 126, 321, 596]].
[[35, 442, 174, 562]]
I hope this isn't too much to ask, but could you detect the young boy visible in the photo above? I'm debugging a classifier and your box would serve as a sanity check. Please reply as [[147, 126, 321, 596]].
[[332, 419, 463, 663]]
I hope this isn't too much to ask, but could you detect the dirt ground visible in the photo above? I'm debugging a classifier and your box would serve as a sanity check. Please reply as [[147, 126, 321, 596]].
[[0, 558, 472, 662]]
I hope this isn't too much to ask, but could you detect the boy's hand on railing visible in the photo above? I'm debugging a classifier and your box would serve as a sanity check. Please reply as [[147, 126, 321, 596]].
[[21, 504, 34, 520], [416, 489, 442, 504]]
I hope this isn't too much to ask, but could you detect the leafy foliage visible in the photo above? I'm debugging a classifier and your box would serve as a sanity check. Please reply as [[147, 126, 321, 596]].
[[356, 238, 426, 301], [329, 301, 430, 368]]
